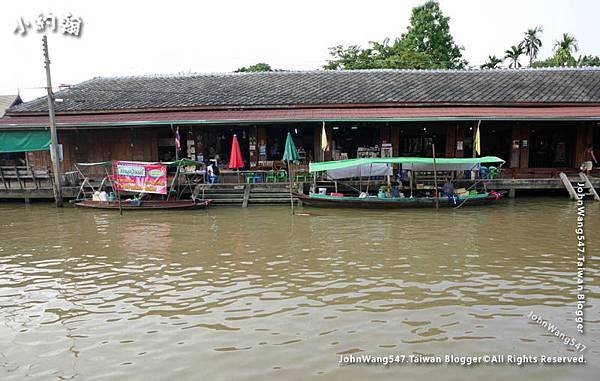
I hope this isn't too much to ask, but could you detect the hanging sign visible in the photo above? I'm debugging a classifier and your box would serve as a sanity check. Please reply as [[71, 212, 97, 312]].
[[113, 161, 167, 194]]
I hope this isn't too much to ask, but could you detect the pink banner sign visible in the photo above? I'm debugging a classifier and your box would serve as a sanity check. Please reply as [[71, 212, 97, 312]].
[[113, 161, 167, 194]]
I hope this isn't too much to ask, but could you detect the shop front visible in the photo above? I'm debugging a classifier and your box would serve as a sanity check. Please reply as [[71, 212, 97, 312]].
[[260, 123, 315, 164], [396, 124, 447, 157], [330, 122, 382, 160]]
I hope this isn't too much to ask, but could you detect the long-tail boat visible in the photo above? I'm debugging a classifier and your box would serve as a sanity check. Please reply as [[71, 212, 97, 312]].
[[72, 159, 211, 211], [296, 156, 506, 209]]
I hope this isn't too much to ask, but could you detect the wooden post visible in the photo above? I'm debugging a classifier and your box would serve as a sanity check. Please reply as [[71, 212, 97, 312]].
[[432, 143, 439, 210], [106, 166, 122, 216], [42, 35, 63, 207], [288, 160, 294, 215]]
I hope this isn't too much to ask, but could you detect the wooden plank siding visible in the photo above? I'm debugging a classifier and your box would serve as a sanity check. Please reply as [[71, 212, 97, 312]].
[[574, 124, 594, 167], [26, 128, 159, 174]]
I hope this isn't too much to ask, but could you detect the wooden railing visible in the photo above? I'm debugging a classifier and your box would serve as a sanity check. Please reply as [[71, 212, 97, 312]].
[[0, 166, 52, 190]]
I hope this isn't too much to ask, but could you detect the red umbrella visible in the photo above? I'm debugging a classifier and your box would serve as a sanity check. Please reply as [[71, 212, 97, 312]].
[[228, 134, 244, 169]]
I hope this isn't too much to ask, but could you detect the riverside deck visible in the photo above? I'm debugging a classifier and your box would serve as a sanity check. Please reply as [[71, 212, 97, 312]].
[[1, 176, 599, 202]]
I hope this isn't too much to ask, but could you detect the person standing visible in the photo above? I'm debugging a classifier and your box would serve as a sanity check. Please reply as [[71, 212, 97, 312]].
[[206, 160, 220, 184], [581, 145, 597, 175]]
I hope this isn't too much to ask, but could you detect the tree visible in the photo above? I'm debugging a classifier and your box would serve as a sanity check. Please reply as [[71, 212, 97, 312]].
[[554, 33, 578, 66], [577, 55, 600, 67], [523, 26, 543, 65], [397, 1, 467, 69], [530, 56, 558, 68], [480, 55, 503, 69], [504, 44, 525, 68], [235, 63, 273, 72], [324, 1, 466, 70]]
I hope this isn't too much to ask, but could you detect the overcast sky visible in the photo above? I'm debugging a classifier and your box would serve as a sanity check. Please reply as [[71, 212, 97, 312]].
[[2, 0, 600, 101]]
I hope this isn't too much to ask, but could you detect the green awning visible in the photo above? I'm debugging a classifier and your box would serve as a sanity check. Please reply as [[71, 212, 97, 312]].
[[76, 161, 113, 167], [161, 159, 201, 167], [309, 156, 505, 173], [76, 159, 201, 167], [0, 130, 51, 153]]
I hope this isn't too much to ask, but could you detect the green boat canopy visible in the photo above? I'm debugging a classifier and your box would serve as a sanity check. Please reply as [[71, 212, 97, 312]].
[[309, 156, 505, 173], [76, 159, 201, 168], [0, 130, 51, 153]]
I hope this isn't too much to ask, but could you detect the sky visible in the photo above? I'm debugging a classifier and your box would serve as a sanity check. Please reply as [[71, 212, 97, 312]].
[[2, 0, 600, 101]]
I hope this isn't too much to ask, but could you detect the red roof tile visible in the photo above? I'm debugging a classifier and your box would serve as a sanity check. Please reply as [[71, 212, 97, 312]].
[[1, 106, 600, 129]]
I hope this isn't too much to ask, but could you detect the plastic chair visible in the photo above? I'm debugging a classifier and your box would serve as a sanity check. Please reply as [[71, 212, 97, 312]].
[[276, 170, 288, 182], [265, 171, 277, 183], [295, 172, 309, 182], [489, 166, 501, 179], [245, 172, 255, 184]]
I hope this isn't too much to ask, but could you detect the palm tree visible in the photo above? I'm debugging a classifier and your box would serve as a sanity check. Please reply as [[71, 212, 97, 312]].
[[554, 33, 578, 66], [505, 44, 525, 68], [523, 26, 543, 65], [554, 33, 579, 55], [480, 55, 503, 69]]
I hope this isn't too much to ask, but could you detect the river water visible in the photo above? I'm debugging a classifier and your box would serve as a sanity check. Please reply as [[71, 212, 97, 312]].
[[0, 198, 598, 380]]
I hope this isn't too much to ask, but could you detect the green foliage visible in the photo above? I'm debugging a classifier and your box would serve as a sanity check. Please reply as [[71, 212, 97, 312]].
[[530, 56, 559, 68], [523, 26, 543, 64], [504, 44, 525, 68], [553, 33, 578, 66], [578, 55, 600, 67], [235, 63, 273, 73], [480, 55, 503, 69], [324, 1, 466, 70], [399, 1, 466, 68], [530, 54, 600, 68]]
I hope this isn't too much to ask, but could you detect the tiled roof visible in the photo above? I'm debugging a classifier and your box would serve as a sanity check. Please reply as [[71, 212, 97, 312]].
[[8, 68, 600, 115], [2, 106, 600, 130], [0, 94, 22, 117]]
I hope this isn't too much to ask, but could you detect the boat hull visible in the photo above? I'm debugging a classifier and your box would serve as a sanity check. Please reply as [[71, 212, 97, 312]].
[[73, 199, 211, 210], [295, 192, 503, 208]]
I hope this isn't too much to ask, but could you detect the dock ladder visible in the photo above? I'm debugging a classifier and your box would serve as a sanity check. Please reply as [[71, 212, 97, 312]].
[[559, 172, 600, 201]]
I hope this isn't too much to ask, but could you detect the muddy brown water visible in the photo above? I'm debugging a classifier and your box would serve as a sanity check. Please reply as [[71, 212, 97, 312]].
[[0, 198, 598, 380]]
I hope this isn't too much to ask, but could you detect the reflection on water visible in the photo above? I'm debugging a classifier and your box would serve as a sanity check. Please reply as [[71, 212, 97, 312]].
[[0, 199, 599, 380]]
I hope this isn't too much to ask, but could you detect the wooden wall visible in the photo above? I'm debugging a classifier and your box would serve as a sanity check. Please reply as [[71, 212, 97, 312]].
[[27, 128, 159, 174], [574, 123, 594, 166]]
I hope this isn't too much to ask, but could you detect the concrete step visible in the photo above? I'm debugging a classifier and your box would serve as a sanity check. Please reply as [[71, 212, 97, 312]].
[[208, 198, 244, 204], [250, 193, 290, 198], [248, 198, 296, 204], [200, 190, 246, 195], [250, 188, 290, 192], [203, 194, 244, 199]]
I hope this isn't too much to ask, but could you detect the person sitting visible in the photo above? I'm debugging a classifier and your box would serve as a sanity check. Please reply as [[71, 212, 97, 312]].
[[442, 177, 457, 204], [442, 177, 455, 196]]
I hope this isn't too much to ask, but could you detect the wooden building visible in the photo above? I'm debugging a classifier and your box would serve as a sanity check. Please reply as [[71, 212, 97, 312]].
[[0, 68, 599, 178]]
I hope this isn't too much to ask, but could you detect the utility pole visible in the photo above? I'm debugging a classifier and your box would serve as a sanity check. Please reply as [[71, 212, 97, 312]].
[[42, 35, 63, 207]]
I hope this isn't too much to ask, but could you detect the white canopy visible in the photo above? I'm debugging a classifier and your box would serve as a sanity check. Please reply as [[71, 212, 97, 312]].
[[325, 163, 392, 180]]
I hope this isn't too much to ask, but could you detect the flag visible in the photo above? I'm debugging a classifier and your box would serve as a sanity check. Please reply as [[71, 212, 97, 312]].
[[474, 124, 481, 156], [175, 127, 181, 152], [321, 122, 328, 151]]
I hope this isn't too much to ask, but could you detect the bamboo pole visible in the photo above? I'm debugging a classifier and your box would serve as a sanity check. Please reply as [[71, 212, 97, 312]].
[[288, 160, 294, 215], [432, 143, 439, 211]]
